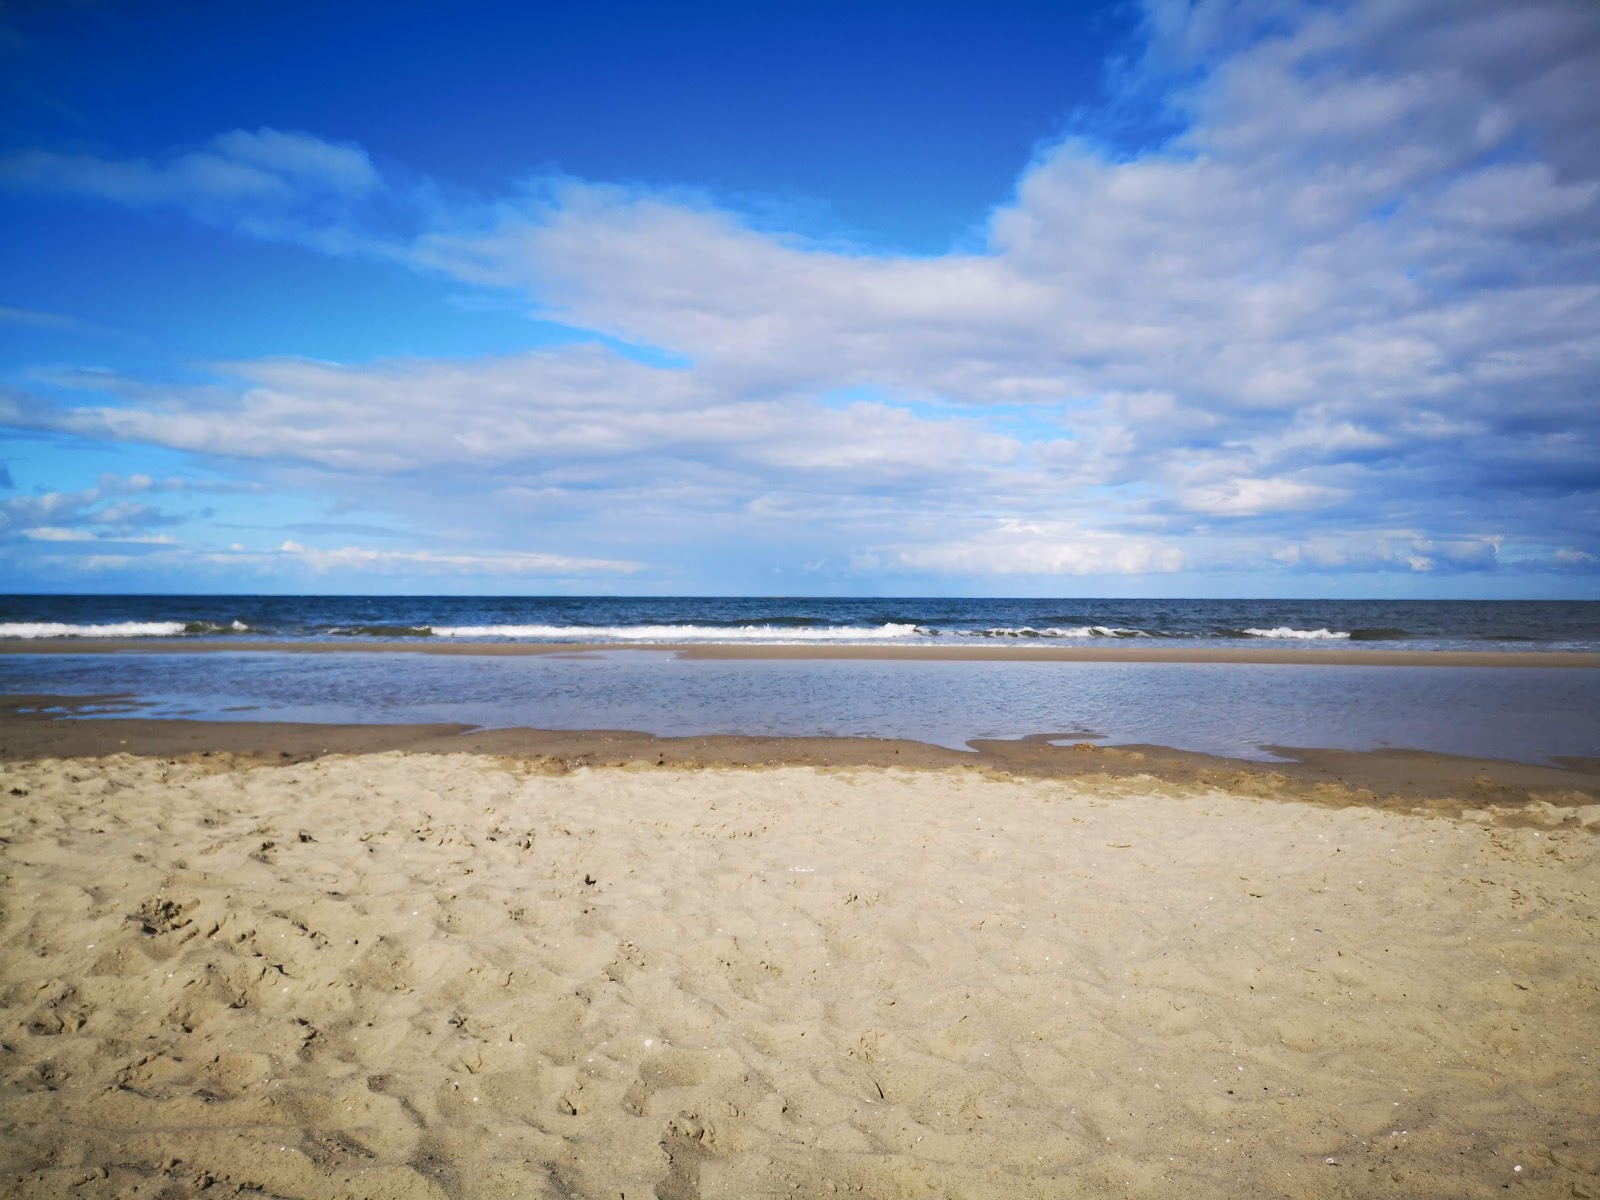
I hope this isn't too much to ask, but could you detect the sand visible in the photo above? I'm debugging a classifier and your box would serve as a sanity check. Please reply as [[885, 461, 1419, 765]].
[[2, 745, 1598, 1199]]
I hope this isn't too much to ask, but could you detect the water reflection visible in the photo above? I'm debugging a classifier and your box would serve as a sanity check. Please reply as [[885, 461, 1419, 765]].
[[2, 651, 1596, 764]]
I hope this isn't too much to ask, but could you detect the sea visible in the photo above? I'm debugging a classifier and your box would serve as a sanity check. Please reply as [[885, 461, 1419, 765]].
[[2, 596, 1596, 764], [1, 594, 1597, 650]]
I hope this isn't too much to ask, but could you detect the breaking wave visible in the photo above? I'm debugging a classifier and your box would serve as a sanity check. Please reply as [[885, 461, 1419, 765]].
[[1241, 627, 1351, 640], [5, 621, 188, 638], [0, 620, 249, 639], [962, 626, 1150, 639]]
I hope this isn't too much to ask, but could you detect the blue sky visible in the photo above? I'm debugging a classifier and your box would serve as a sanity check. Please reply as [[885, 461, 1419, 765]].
[[1, 0, 1596, 597]]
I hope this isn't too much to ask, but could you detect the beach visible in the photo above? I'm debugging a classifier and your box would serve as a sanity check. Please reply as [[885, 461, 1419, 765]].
[[6, 0, 1598, 1183], [2, 703, 1598, 1199]]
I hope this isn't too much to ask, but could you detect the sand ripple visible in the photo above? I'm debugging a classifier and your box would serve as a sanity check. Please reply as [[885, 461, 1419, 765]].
[[1, 754, 1597, 1198]]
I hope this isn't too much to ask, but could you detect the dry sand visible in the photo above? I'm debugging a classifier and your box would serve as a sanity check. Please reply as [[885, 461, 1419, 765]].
[[2, 746, 1598, 1199]]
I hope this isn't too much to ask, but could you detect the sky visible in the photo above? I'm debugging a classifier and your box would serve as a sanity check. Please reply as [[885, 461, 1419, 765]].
[[0, 0, 1597, 598]]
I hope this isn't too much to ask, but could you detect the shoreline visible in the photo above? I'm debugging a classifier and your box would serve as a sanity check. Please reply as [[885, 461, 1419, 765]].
[[5, 697, 1597, 821], [2, 638, 1599, 666]]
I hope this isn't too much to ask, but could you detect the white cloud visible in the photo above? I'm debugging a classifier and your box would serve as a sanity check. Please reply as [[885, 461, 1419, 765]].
[[5, 146, 287, 206], [268, 541, 639, 576], [0, 474, 185, 540], [2, 0, 1596, 587], [0, 128, 384, 248], [209, 129, 380, 195], [22, 526, 93, 542], [1274, 531, 1503, 573], [898, 521, 1186, 577], [0, 350, 1024, 495], [1179, 476, 1347, 517]]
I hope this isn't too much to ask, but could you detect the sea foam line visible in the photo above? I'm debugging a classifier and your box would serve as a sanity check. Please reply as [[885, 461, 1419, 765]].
[[963, 625, 1149, 639], [1243, 627, 1351, 640], [0, 621, 192, 639]]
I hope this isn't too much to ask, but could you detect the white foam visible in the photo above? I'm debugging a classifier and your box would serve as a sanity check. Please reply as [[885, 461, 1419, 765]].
[[967, 625, 1148, 639], [1243, 626, 1351, 640], [0, 621, 190, 639], [429, 622, 924, 642]]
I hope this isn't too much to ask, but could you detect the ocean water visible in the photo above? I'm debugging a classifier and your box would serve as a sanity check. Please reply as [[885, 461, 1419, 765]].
[[0, 595, 1597, 650], [5, 597, 1595, 762], [3, 649, 1597, 765]]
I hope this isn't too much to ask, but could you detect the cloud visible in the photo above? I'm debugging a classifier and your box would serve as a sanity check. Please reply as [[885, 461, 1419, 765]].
[[3, 127, 377, 204], [386, 0, 1599, 577], [0, 128, 385, 249], [1273, 531, 1503, 574], [22, 526, 93, 542], [22, 527, 176, 545], [0, 473, 185, 540], [0, 305, 117, 336], [2, 0, 1596, 589], [0, 350, 1023, 493], [898, 521, 1186, 577], [208, 129, 380, 195], [268, 541, 639, 576], [1178, 476, 1348, 517]]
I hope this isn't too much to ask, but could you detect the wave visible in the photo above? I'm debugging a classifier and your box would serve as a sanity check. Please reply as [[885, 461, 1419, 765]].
[[0, 621, 191, 638], [1347, 627, 1409, 641], [963, 626, 1150, 639], [0, 619, 251, 638], [1241, 627, 1351, 640], [428, 622, 924, 642], [183, 620, 250, 635]]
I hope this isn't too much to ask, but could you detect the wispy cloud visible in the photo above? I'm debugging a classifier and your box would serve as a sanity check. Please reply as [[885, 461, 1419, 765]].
[[4, 127, 380, 204], [1, 127, 387, 252], [267, 541, 640, 576]]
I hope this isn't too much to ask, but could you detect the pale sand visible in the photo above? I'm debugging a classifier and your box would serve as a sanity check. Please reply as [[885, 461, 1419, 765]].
[[2, 753, 1597, 1199]]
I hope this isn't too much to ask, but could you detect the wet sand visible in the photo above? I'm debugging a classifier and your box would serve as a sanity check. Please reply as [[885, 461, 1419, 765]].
[[2, 705, 1598, 1198], [2, 696, 1598, 821]]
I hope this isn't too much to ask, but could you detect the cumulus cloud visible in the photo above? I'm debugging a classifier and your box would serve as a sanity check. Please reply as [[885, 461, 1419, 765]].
[[2, 0, 1596, 587], [0, 473, 183, 539]]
